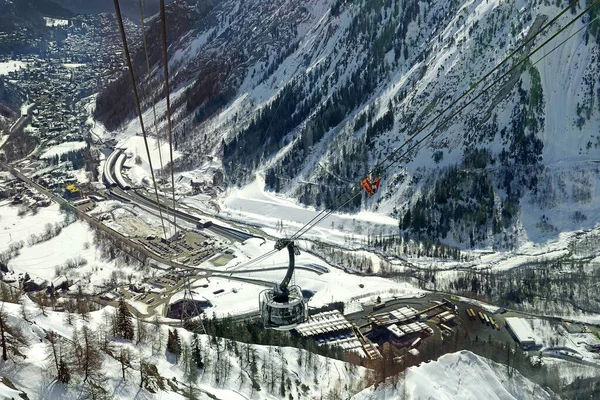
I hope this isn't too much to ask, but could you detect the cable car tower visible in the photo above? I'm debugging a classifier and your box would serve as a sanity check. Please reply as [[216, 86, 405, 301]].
[[259, 239, 308, 330]]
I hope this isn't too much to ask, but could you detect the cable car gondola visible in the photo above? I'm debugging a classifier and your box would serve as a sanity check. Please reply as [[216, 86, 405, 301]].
[[259, 239, 308, 330]]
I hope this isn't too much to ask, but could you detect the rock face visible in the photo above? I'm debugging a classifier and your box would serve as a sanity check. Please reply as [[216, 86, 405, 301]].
[[97, 0, 600, 248]]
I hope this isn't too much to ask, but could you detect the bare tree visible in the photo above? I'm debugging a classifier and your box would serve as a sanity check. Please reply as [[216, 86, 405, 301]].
[[64, 309, 74, 325], [0, 304, 27, 361], [35, 292, 47, 316], [73, 325, 103, 383], [118, 347, 133, 382], [47, 330, 60, 374], [19, 296, 29, 322], [181, 342, 198, 399], [135, 314, 148, 345]]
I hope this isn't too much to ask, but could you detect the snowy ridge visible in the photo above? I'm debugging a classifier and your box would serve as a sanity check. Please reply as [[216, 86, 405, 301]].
[[351, 350, 554, 400]]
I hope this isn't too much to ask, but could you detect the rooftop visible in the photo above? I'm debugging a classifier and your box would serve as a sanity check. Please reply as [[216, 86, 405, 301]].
[[505, 317, 539, 345]]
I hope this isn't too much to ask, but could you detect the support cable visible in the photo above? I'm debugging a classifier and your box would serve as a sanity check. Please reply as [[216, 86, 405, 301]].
[[158, 1, 204, 332], [159, 0, 179, 237], [369, 0, 580, 175], [284, 0, 585, 242], [113, 0, 169, 242], [531, 14, 600, 67], [376, 0, 600, 175], [137, 0, 167, 196], [286, 0, 600, 245]]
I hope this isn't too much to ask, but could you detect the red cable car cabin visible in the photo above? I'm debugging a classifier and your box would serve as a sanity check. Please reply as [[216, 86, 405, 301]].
[[361, 176, 381, 196]]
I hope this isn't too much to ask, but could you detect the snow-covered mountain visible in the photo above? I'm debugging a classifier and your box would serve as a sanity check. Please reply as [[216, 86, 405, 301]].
[[351, 350, 555, 400], [96, 0, 600, 249], [0, 297, 560, 400]]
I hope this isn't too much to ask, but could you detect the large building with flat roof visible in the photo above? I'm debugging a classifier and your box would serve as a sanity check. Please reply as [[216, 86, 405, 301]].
[[505, 317, 539, 349]]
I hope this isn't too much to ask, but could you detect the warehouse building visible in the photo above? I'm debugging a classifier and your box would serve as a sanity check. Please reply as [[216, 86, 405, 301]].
[[505, 317, 540, 349]]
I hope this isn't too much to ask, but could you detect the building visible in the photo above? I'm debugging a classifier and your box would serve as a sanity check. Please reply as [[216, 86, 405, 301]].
[[64, 183, 81, 199], [166, 290, 212, 319], [505, 317, 540, 349], [387, 321, 430, 339], [294, 310, 353, 338], [23, 277, 47, 292]]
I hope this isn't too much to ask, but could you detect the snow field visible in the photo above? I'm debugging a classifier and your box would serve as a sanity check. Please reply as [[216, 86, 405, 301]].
[[39, 141, 87, 159], [0, 61, 28, 75], [0, 203, 65, 254], [7, 219, 145, 293], [221, 176, 399, 247], [119, 135, 182, 186], [202, 237, 424, 316]]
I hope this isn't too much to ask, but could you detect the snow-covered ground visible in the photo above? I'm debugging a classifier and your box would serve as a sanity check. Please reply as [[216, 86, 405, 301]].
[[119, 135, 182, 186], [43, 17, 69, 27], [0, 203, 64, 254], [0, 61, 27, 75], [88, 199, 179, 238], [218, 176, 399, 246], [529, 318, 600, 363], [39, 141, 87, 159], [5, 214, 146, 293], [181, 237, 423, 317], [351, 350, 554, 400], [0, 298, 368, 400]]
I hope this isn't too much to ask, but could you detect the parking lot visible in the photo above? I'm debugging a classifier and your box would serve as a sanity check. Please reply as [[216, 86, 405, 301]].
[[138, 230, 224, 266]]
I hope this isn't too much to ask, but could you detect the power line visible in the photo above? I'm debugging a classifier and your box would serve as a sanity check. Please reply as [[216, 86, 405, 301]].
[[285, 0, 600, 245], [159, 0, 179, 238], [137, 0, 167, 197], [113, 0, 170, 243]]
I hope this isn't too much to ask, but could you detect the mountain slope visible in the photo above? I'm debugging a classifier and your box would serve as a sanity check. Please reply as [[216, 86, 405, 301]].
[[96, 0, 600, 249], [350, 350, 555, 400], [0, 297, 368, 399]]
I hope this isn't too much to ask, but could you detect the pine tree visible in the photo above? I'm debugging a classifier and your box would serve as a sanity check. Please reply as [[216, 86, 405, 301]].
[[167, 330, 174, 353], [191, 333, 204, 369], [116, 298, 134, 340], [167, 329, 182, 361]]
